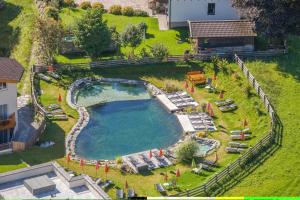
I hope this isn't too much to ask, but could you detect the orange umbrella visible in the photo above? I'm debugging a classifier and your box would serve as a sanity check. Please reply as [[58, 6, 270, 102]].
[[190, 85, 194, 93], [149, 150, 153, 158], [206, 103, 211, 112], [215, 152, 219, 163], [125, 180, 128, 189], [219, 91, 224, 99], [95, 161, 100, 176], [240, 132, 245, 140], [164, 173, 168, 182], [159, 148, 163, 157], [58, 93, 62, 102], [80, 159, 85, 172], [209, 108, 214, 117], [48, 65, 54, 72], [176, 169, 181, 177], [243, 119, 248, 128], [66, 153, 71, 163], [184, 80, 189, 89], [104, 163, 109, 180]]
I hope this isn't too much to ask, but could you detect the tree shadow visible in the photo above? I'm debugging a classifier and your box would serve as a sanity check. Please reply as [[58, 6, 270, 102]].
[[174, 27, 189, 43], [0, 2, 22, 56]]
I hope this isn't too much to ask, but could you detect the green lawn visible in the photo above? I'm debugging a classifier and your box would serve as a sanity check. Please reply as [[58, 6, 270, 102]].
[[2, 59, 267, 197], [0, 0, 36, 94], [57, 8, 190, 63], [224, 36, 300, 196]]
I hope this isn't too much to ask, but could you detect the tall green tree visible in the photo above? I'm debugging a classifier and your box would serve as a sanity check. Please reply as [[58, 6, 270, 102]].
[[121, 24, 144, 57], [232, 0, 300, 40], [74, 9, 111, 58], [34, 17, 63, 65]]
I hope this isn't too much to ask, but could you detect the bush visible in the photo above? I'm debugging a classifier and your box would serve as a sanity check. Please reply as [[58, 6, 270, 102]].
[[45, 6, 59, 20], [134, 9, 148, 16], [92, 2, 104, 10], [151, 43, 169, 60], [176, 140, 199, 164], [139, 47, 150, 58], [80, 1, 91, 9], [63, 0, 75, 7], [122, 6, 134, 16], [109, 5, 122, 15], [163, 82, 180, 93]]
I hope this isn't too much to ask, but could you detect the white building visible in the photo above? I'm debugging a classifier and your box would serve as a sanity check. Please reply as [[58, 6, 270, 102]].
[[0, 58, 24, 151]]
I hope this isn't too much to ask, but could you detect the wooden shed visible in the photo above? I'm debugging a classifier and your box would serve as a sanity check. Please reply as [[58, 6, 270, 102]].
[[188, 20, 257, 52]]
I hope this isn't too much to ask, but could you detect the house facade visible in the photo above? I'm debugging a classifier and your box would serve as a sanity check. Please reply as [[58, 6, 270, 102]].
[[0, 58, 24, 151], [168, 0, 239, 28]]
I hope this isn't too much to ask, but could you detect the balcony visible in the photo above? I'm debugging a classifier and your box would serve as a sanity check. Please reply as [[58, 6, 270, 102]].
[[0, 113, 16, 131]]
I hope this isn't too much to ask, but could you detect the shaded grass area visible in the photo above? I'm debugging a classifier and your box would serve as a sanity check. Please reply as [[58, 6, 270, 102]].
[[0, 58, 269, 197], [57, 8, 190, 63], [0, 0, 36, 94], [224, 36, 300, 196]]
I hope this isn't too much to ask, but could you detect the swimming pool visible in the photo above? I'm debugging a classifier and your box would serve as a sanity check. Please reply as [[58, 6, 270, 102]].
[[74, 82, 183, 160]]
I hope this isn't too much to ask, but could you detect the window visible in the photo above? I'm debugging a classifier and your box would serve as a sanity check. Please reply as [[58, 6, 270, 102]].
[[0, 82, 7, 90], [208, 3, 215, 15], [0, 104, 8, 120]]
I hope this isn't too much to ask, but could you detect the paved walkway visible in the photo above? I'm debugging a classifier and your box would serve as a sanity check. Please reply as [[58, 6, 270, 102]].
[[75, 0, 152, 15], [15, 96, 39, 143], [157, 14, 169, 30]]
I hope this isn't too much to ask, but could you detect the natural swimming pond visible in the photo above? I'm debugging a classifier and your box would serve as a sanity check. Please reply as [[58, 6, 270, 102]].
[[75, 82, 183, 160]]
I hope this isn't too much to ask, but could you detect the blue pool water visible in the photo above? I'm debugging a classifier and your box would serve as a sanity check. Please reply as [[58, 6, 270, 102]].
[[75, 83, 183, 160]]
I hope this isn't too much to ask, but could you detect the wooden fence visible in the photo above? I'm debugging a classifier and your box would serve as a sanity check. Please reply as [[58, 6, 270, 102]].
[[172, 54, 282, 197]]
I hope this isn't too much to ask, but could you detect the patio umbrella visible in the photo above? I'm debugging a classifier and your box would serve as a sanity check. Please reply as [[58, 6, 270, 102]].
[[184, 80, 189, 89], [190, 84, 194, 93], [206, 103, 211, 112], [212, 73, 217, 81], [215, 152, 219, 163], [125, 180, 128, 189], [95, 161, 100, 176], [240, 132, 245, 140], [104, 163, 109, 180], [191, 158, 196, 168], [149, 150, 153, 158], [80, 159, 85, 172], [176, 169, 181, 177], [58, 93, 62, 103], [48, 65, 54, 72], [159, 148, 164, 157], [243, 119, 248, 128], [66, 153, 71, 165], [219, 91, 224, 99]]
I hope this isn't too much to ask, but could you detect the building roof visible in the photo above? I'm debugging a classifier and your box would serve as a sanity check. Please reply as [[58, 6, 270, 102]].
[[188, 20, 257, 38], [0, 58, 24, 83]]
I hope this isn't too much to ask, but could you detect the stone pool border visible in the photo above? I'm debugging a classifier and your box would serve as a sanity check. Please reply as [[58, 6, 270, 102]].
[[65, 77, 219, 166]]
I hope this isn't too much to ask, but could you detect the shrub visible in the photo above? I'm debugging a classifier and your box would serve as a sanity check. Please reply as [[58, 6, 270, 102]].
[[80, 1, 91, 9], [176, 140, 199, 164], [63, 0, 75, 7], [92, 2, 104, 10], [109, 5, 122, 15], [134, 9, 148, 16], [45, 6, 59, 20], [163, 82, 180, 93], [150, 43, 169, 60], [139, 47, 150, 58], [122, 6, 134, 16]]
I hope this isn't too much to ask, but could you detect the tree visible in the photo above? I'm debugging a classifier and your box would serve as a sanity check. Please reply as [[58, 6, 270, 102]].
[[34, 17, 63, 65], [175, 139, 199, 164], [0, 0, 5, 10], [150, 43, 169, 60], [121, 24, 144, 57], [232, 0, 300, 40], [74, 9, 112, 58]]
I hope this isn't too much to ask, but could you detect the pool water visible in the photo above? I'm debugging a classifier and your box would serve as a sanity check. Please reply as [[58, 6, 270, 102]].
[[75, 82, 183, 160], [196, 143, 213, 157]]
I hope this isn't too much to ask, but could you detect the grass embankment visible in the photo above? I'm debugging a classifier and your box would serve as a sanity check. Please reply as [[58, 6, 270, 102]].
[[0, 0, 36, 94], [56, 8, 190, 63], [224, 36, 300, 196], [0, 59, 269, 197]]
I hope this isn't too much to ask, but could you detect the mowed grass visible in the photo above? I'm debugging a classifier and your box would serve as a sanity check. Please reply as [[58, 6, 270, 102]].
[[57, 8, 190, 63], [0, 0, 36, 94], [12, 59, 268, 197], [224, 36, 300, 196]]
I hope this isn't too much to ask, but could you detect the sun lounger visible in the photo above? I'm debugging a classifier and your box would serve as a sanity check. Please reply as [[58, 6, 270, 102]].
[[225, 147, 245, 153], [215, 98, 234, 107], [116, 189, 124, 199], [47, 72, 60, 79], [128, 188, 135, 198], [100, 180, 113, 189], [201, 160, 219, 167], [38, 73, 52, 82], [155, 183, 166, 193], [228, 142, 248, 148], [230, 128, 250, 135], [201, 164, 212, 171], [230, 134, 251, 140], [219, 104, 237, 112], [47, 104, 60, 111]]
